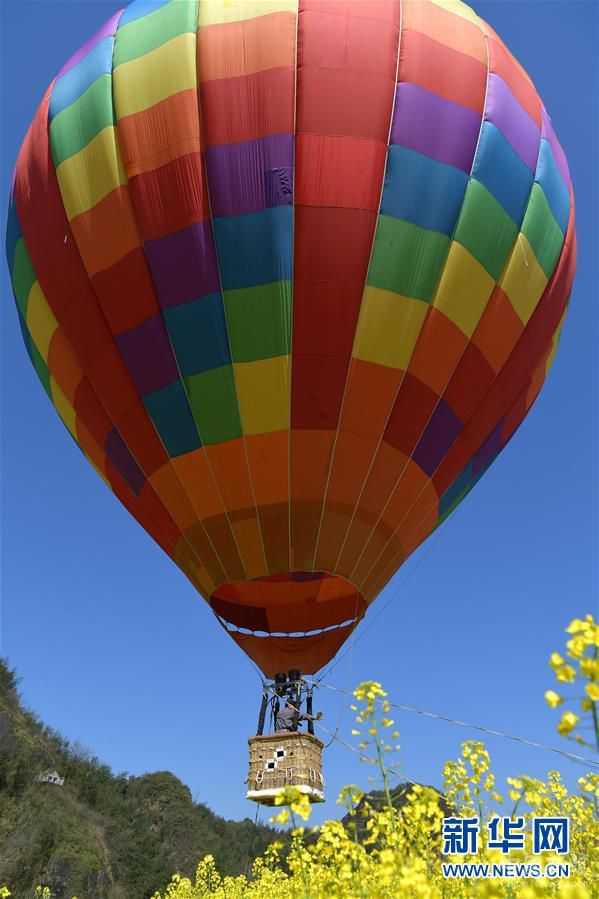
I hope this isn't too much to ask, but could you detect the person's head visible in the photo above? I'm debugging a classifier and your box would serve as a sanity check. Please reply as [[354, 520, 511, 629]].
[[286, 698, 296, 707]]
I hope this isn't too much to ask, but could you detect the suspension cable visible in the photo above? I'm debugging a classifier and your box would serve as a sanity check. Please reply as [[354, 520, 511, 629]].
[[318, 682, 599, 771]]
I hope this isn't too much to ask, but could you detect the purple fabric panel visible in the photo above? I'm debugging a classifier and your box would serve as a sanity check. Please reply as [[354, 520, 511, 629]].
[[105, 428, 146, 495], [145, 221, 220, 308], [116, 314, 179, 395], [485, 74, 540, 172], [57, 10, 123, 77], [472, 421, 503, 477], [205, 134, 293, 218], [412, 400, 463, 477], [541, 106, 571, 188], [391, 83, 481, 173]]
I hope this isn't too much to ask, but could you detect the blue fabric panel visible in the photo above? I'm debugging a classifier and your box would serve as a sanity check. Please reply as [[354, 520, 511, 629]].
[[472, 122, 534, 226], [164, 293, 231, 376], [439, 462, 473, 519], [119, 0, 171, 26], [144, 380, 202, 457], [50, 37, 115, 119], [536, 139, 570, 234], [381, 145, 468, 236], [212, 206, 293, 291]]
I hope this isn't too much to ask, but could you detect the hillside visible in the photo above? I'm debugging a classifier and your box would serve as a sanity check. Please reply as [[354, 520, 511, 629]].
[[0, 660, 280, 899]]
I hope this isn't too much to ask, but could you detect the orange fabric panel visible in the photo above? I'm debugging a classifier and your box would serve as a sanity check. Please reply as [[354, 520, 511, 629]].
[[149, 463, 199, 532], [340, 359, 402, 438], [189, 516, 244, 583], [70, 185, 140, 277], [47, 329, 83, 404], [117, 89, 201, 177], [207, 439, 256, 511], [290, 429, 334, 569], [228, 623, 357, 677], [245, 431, 289, 506], [335, 442, 408, 577], [183, 520, 230, 587], [472, 286, 525, 374], [229, 513, 268, 579], [198, 12, 297, 82], [171, 447, 227, 520], [257, 502, 291, 574], [409, 308, 469, 396]]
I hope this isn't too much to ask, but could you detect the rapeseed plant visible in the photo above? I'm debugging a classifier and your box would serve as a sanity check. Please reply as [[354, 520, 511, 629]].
[[4, 615, 597, 898]]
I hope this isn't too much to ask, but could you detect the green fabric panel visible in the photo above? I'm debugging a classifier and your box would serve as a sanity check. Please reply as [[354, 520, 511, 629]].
[[521, 183, 565, 279], [185, 365, 242, 445], [367, 217, 449, 302], [30, 338, 52, 399], [224, 281, 291, 363], [50, 76, 114, 166], [113, 1, 198, 66], [11, 239, 37, 318], [454, 179, 518, 281]]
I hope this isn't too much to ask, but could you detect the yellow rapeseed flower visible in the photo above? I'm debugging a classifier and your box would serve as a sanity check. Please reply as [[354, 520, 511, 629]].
[[557, 710, 579, 735], [544, 689, 563, 708], [585, 682, 599, 702]]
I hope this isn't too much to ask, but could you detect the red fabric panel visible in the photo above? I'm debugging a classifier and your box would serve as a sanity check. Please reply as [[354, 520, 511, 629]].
[[228, 623, 357, 676], [13, 88, 168, 476], [74, 379, 113, 447], [384, 372, 438, 455], [295, 134, 386, 211], [399, 29, 486, 114], [199, 67, 294, 145], [444, 342, 496, 425], [487, 36, 542, 128], [91, 247, 159, 335], [292, 205, 378, 427], [128, 153, 210, 240]]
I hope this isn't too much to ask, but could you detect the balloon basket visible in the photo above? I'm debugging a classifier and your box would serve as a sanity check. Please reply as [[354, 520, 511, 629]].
[[246, 732, 325, 806]]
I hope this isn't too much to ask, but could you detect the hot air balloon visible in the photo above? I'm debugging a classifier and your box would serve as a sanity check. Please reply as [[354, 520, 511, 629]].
[[6, 0, 575, 804]]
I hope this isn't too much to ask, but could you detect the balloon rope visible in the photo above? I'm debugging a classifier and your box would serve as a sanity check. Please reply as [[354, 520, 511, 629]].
[[318, 682, 599, 772]]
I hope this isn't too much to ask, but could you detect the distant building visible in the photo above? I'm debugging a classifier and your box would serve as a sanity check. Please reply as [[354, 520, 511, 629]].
[[36, 770, 65, 787]]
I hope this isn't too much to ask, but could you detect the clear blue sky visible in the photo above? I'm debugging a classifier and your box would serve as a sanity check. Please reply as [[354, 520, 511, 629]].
[[1, 1, 597, 826]]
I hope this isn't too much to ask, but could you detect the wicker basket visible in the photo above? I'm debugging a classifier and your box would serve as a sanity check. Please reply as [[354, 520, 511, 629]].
[[246, 731, 325, 805]]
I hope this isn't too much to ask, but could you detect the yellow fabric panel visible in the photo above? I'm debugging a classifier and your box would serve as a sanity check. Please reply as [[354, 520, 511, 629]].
[[50, 378, 78, 439], [113, 33, 197, 118], [231, 517, 268, 580], [353, 288, 428, 371], [433, 242, 495, 338], [26, 282, 58, 361], [234, 356, 290, 435], [429, 0, 482, 27], [501, 233, 548, 325], [56, 127, 127, 220], [198, 0, 298, 27]]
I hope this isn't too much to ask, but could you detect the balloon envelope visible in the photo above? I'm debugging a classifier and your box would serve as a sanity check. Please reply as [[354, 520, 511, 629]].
[[7, 0, 576, 676]]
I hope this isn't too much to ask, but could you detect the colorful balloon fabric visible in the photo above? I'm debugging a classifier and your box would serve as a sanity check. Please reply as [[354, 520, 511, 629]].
[[6, 0, 576, 676]]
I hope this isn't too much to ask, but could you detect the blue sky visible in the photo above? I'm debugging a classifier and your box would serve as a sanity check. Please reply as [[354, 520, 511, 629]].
[[1, 1, 597, 826]]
